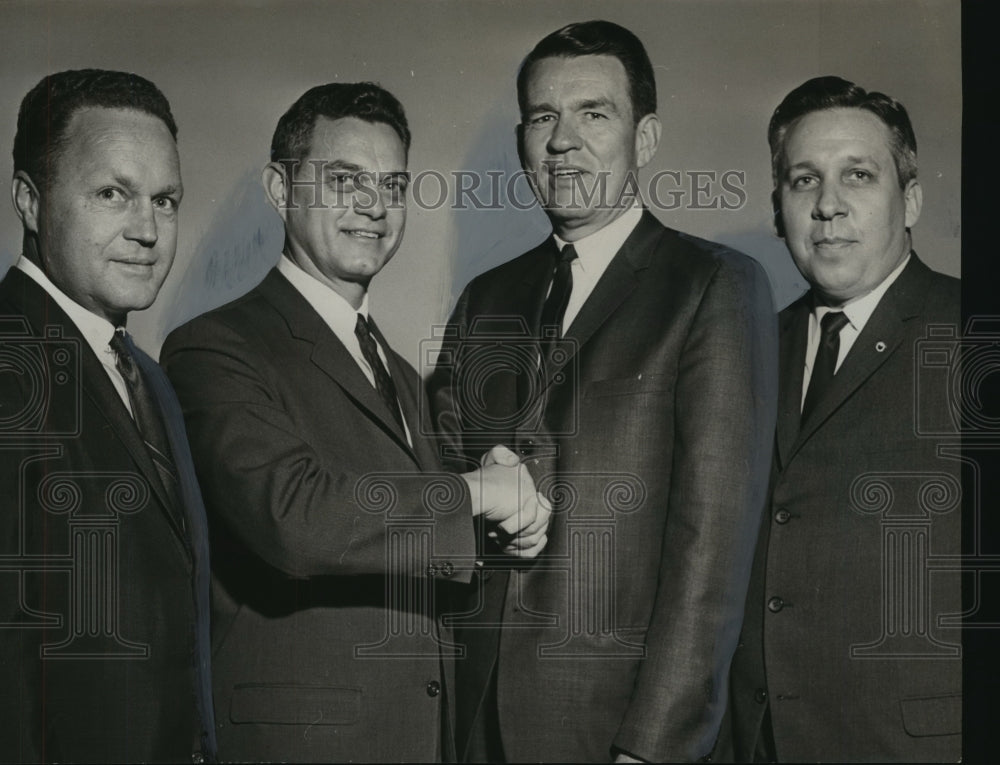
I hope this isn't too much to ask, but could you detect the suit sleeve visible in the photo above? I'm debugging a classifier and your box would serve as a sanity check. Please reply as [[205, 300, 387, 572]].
[[425, 286, 482, 472], [161, 316, 474, 582], [613, 256, 779, 762]]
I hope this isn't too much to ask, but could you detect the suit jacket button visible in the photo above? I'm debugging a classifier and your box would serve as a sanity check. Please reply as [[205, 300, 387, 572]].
[[426, 680, 441, 697], [767, 596, 784, 613], [774, 509, 791, 524], [754, 688, 768, 704]]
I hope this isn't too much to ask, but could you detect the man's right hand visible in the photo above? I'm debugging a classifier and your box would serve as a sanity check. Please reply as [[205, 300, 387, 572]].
[[462, 446, 551, 557]]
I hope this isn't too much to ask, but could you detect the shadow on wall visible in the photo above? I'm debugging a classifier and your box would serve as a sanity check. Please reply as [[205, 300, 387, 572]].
[[156, 167, 284, 346], [448, 104, 550, 313]]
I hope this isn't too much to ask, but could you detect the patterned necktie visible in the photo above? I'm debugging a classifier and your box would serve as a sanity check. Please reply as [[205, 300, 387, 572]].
[[801, 310, 850, 422], [109, 329, 183, 527], [354, 314, 407, 436], [538, 243, 578, 338]]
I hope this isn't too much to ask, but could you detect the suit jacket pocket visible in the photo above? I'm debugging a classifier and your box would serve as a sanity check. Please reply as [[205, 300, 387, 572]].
[[230, 683, 362, 725], [585, 374, 673, 399], [900, 692, 961, 737]]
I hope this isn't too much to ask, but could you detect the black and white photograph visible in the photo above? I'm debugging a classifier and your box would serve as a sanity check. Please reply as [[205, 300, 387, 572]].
[[0, 1, 992, 762]]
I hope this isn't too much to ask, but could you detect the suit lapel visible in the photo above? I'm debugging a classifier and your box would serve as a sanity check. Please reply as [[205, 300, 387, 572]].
[[77, 343, 191, 544], [791, 256, 933, 454], [369, 318, 428, 466], [776, 298, 809, 469], [502, 239, 558, 410], [381, 339, 439, 471], [0, 267, 190, 549], [546, 211, 662, 383], [256, 269, 418, 463]]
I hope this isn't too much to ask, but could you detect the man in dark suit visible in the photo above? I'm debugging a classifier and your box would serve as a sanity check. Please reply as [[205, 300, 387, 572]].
[[727, 77, 962, 762], [0, 70, 215, 763], [426, 21, 778, 763], [161, 82, 549, 762]]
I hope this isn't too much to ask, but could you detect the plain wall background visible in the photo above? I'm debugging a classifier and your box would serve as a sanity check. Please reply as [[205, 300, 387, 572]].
[[0, 0, 961, 368]]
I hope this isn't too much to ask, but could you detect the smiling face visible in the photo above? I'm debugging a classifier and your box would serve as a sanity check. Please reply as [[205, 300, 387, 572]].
[[519, 54, 659, 241], [14, 107, 182, 325], [777, 107, 922, 306], [266, 116, 408, 309]]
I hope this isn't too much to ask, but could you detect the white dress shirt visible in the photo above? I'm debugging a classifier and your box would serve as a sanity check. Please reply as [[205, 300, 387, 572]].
[[16, 255, 133, 416], [801, 253, 911, 409], [552, 203, 643, 334], [277, 255, 411, 445]]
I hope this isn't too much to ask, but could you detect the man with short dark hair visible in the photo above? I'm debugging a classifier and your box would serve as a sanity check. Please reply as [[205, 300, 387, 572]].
[[161, 81, 549, 762], [0, 68, 215, 763], [727, 76, 962, 762], [428, 21, 778, 763]]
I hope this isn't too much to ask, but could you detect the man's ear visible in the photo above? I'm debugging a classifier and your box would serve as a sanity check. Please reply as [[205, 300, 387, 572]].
[[261, 162, 290, 221], [903, 178, 923, 230], [634, 113, 661, 169], [11, 171, 41, 234], [772, 188, 785, 239]]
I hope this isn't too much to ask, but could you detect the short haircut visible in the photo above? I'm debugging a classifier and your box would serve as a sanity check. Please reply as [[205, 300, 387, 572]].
[[270, 82, 411, 166], [516, 20, 657, 124], [768, 75, 918, 188], [13, 68, 177, 187]]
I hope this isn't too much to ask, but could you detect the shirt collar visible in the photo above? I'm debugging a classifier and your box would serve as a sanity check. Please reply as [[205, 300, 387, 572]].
[[15, 255, 120, 353], [813, 252, 912, 331], [277, 253, 370, 327], [552, 203, 643, 272]]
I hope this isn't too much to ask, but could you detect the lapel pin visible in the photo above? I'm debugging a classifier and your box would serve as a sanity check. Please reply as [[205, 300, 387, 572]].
[[875, 341, 886, 352]]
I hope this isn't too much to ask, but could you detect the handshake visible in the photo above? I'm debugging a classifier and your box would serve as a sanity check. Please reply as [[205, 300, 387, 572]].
[[460, 445, 552, 558]]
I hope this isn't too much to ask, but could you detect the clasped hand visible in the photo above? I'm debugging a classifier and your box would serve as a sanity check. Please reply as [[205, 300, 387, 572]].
[[461, 445, 551, 557]]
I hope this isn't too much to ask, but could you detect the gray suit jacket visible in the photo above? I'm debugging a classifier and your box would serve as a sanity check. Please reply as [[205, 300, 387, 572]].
[[428, 211, 778, 762], [162, 268, 476, 762], [728, 254, 962, 762]]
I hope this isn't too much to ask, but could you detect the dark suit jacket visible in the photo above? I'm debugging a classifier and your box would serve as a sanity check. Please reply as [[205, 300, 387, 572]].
[[427, 211, 779, 762], [161, 267, 477, 762], [727, 254, 962, 762], [0, 266, 214, 763]]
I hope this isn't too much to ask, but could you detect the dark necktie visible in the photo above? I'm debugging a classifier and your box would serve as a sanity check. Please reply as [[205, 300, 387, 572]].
[[355, 314, 407, 436], [538, 243, 578, 338], [109, 329, 183, 526], [801, 310, 850, 422]]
